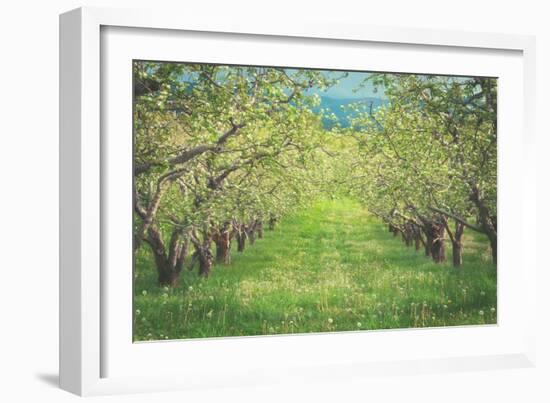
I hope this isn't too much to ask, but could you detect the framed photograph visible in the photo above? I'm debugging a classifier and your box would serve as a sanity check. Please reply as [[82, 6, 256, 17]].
[[60, 6, 537, 396]]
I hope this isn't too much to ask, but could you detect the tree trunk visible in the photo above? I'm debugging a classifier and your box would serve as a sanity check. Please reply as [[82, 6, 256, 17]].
[[146, 226, 187, 287], [430, 221, 446, 263], [390, 224, 399, 237], [134, 183, 168, 252], [248, 229, 257, 245], [188, 230, 215, 277], [470, 186, 497, 265], [402, 223, 413, 247], [423, 229, 433, 257], [247, 221, 257, 245], [213, 223, 232, 265], [451, 221, 465, 267], [157, 263, 181, 287], [257, 220, 264, 239], [268, 215, 277, 230], [215, 231, 231, 264], [196, 245, 214, 277], [236, 224, 247, 252], [413, 225, 422, 251]]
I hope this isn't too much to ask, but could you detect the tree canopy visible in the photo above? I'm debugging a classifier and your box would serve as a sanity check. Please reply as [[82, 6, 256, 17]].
[[133, 61, 497, 286]]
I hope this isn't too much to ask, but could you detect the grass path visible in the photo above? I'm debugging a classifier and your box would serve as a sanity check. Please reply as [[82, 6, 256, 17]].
[[134, 199, 497, 341]]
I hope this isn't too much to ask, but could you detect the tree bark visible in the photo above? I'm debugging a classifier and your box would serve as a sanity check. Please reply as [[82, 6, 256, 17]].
[[134, 123, 245, 176], [430, 220, 446, 263], [419, 216, 446, 263], [248, 229, 257, 245], [402, 222, 413, 247], [413, 224, 422, 251], [247, 220, 257, 245], [145, 226, 187, 287], [134, 184, 168, 252], [470, 186, 497, 265], [451, 221, 465, 267], [196, 245, 214, 277], [422, 228, 433, 257], [257, 220, 264, 239], [394, 227, 400, 237], [236, 224, 247, 252], [214, 223, 232, 264], [268, 215, 277, 230], [189, 231, 214, 278]]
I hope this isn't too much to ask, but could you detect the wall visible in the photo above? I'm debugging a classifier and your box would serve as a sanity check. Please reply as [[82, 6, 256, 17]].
[[0, 1, 547, 402]]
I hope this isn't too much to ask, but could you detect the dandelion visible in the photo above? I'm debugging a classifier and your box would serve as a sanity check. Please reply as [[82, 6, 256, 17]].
[[141, 290, 147, 296], [135, 309, 141, 315], [443, 305, 448, 309], [327, 318, 333, 324], [478, 310, 484, 316], [490, 307, 496, 313], [188, 286, 193, 291], [357, 322, 362, 328]]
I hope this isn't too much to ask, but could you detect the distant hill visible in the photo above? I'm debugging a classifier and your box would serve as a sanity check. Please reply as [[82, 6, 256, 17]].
[[314, 96, 387, 128]]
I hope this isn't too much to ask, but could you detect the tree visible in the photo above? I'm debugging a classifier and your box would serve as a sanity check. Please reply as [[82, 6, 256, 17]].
[[133, 62, 337, 285], [349, 73, 497, 266]]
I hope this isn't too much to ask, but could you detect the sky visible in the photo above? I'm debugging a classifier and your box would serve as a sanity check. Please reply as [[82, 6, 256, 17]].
[[311, 71, 384, 100], [172, 63, 386, 100], [284, 70, 385, 100]]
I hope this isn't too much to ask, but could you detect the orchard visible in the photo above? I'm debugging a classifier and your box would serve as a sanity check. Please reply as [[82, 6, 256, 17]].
[[132, 62, 497, 340]]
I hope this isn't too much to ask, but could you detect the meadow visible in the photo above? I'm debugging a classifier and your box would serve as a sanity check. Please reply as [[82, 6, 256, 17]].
[[133, 199, 497, 341]]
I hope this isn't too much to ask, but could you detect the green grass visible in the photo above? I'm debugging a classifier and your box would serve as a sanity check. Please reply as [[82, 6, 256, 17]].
[[134, 199, 497, 341]]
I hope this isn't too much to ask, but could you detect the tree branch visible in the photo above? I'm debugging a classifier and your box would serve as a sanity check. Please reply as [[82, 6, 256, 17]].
[[428, 206, 483, 233], [134, 122, 245, 175]]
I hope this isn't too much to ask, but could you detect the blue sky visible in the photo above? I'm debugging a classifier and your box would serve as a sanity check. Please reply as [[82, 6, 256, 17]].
[[175, 65, 385, 100], [304, 71, 385, 100]]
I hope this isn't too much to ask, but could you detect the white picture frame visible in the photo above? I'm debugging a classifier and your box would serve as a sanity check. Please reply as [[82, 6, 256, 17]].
[[59, 6, 537, 396]]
